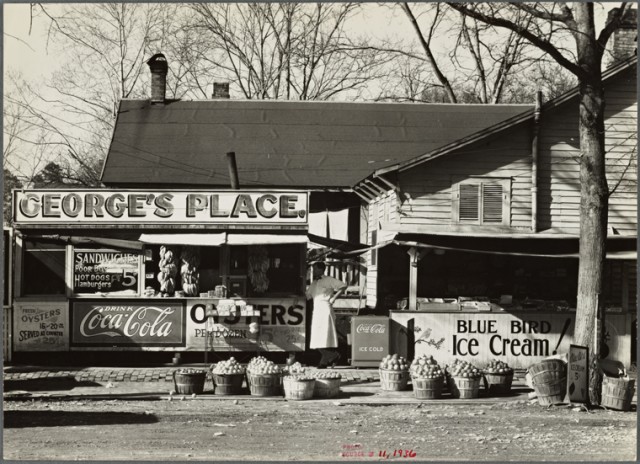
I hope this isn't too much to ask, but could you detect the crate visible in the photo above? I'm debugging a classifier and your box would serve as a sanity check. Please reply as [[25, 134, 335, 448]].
[[283, 377, 315, 401], [412, 376, 444, 399], [379, 369, 409, 391]]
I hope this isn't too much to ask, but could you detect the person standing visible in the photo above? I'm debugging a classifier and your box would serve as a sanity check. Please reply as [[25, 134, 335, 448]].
[[306, 262, 348, 368]]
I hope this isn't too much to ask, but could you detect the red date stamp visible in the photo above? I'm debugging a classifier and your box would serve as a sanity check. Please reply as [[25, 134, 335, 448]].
[[340, 445, 417, 459]]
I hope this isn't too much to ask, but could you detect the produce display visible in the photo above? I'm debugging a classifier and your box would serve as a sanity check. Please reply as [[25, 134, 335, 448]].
[[211, 357, 245, 375], [157, 246, 178, 296], [484, 359, 513, 375], [284, 374, 315, 381], [180, 246, 200, 297], [410, 355, 444, 379], [379, 354, 409, 371], [248, 246, 270, 293], [448, 359, 482, 378], [283, 362, 305, 375], [247, 356, 282, 375], [314, 371, 342, 380]]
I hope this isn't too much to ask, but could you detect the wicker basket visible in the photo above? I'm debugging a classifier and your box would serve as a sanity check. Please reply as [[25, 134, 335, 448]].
[[601, 376, 635, 411], [314, 378, 341, 398], [247, 372, 282, 397], [528, 360, 567, 406], [450, 376, 481, 399], [173, 370, 207, 395], [283, 377, 315, 401], [483, 372, 514, 396], [412, 376, 444, 399], [379, 369, 409, 391], [212, 373, 245, 395]]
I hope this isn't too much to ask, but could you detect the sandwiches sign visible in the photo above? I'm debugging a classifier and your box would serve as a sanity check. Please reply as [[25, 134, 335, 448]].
[[13, 190, 308, 225]]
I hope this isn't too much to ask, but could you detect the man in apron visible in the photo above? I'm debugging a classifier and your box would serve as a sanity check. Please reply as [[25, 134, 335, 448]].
[[306, 262, 348, 368]]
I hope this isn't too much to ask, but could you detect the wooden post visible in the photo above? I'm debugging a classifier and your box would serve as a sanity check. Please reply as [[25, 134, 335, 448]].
[[226, 151, 240, 189], [407, 247, 427, 311]]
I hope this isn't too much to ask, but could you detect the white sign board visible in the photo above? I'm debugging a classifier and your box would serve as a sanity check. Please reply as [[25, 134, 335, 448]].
[[13, 190, 308, 225], [567, 344, 589, 403]]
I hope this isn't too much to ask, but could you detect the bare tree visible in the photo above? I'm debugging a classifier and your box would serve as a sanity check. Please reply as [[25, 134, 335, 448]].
[[447, 1, 636, 404], [189, 3, 392, 100]]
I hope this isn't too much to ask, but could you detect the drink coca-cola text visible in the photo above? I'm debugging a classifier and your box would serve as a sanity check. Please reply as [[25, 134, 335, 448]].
[[79, 306, 175, 338]]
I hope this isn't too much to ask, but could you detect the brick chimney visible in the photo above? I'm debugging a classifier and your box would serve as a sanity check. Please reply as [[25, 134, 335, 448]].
[[607, 8, 637, 65], [147, 53, 168, 104], [212, 82, 230, 99]]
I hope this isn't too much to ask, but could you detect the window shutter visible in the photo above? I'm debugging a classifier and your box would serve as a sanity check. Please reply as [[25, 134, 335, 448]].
[[459, 184, 479, 221], [482, 184, 503, 223]]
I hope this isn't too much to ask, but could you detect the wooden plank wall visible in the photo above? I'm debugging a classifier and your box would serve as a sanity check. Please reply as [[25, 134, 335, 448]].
[[397, 121, 533, 232], [3, 308, 11, 362], [538, 67, 637, 233]]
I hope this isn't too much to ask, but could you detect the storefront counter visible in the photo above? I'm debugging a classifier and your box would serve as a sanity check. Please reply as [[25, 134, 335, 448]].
[[13, 296, 306, 353], [389, 309, 633, 369]]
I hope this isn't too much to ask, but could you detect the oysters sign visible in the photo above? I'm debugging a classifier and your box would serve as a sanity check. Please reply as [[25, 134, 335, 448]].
[[71, 301, 186, 347]]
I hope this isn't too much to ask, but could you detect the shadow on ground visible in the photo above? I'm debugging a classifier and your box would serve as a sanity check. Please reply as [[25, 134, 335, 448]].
[[4, 410, 159, 428], [4, 377, 102, 392]]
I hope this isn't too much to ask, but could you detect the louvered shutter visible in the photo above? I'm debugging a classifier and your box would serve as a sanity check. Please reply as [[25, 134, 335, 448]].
[[459, 184, 479, 222], [482, 184, 504, 223]]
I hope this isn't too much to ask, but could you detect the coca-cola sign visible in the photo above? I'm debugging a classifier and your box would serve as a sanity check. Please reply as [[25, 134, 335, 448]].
[[356, 323, 386, 334], [71, 300, 185, 346]]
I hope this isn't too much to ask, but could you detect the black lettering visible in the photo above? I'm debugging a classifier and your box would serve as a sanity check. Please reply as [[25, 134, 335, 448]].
[[287, 305, 304, 325], [271, 305, 287, 325], [258, 305, 270, 325], [190, 304, 207, 324]]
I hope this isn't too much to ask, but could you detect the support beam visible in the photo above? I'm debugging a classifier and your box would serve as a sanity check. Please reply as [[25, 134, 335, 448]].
[[373, 174, 398, 192], [353, 188, 374, 202], [359, 182, 379, 198], [364, 179, 387, 196], [407, 247, 428, 311]]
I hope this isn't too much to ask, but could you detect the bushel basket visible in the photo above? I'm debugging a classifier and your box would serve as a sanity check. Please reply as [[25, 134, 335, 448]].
[[412, 376, 444, 399], [528, 359, 567, 406], [247, 372, 282, 397], [601, 376, 635, 411], [212, 373, 245, 395], [450, 376, 481, 399], [173, 370, 207, 395], [283, 377, 315, 401], [379, 369, 409, 391], [483, 372, 514, 395]]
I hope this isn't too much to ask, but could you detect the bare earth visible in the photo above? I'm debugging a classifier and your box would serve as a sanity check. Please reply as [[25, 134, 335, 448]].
[[3, 399, 636, 461]]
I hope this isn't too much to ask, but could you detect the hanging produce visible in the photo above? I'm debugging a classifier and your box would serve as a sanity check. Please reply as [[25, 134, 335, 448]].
[[180, 246, 200, 296], [157, 246, 178, 296], [248, 245, 270, 293]]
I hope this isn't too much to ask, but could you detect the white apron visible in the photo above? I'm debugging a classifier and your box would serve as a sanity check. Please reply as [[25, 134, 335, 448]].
[[306, 275, 344, 349]]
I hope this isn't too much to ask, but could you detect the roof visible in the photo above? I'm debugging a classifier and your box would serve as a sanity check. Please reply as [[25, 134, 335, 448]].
[[369, 55, 638, 179], [100, 100, 532, 189]]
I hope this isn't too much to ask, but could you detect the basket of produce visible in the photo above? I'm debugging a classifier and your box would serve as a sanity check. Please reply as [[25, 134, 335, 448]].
[[601, 376, 635, 411], [527, 359, 567, 406], [313, 372, 342, 398], [173, 368, 207, 395], [483, 360, 514, 395], [448, 360, 482, 399], [379, 354, 410, 391], [410, 355, 445, 399], [246, 356, 283, 396], [283, 374, 316, 401], [211, 357, 246, 395], [283, 362, 306, 375]]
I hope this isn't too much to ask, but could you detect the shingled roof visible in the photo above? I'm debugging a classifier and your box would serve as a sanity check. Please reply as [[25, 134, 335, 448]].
[[101, 99, 533, 189]]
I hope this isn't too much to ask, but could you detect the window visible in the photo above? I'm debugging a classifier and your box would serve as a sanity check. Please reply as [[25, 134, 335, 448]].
[[22, 240, 66, 295], [454, 178, 510, 226]]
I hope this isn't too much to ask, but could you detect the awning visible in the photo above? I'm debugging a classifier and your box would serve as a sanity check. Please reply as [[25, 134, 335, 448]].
[[139, 233, 226, 246], [225, 234, 308, 245], [25, 234, 144, 251]]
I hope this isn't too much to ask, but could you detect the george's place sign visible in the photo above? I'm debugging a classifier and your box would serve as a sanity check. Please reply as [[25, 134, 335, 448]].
[[13, 190, 309, 225]]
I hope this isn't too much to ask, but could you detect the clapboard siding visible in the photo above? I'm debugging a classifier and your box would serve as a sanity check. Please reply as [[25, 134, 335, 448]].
[[398, 121, 533, 231], [538, 65, 637, 233]]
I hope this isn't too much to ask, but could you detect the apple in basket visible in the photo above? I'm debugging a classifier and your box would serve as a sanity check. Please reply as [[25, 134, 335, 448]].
[[284, 362, 305, 375], [379, 354, 409, 371], [484, 359, 513, 375], [248, 357, 282, 375], [286, 374, 315, 381], [315, 371, 342, 380], [410, 355, 444, 379], [211, 357, 246, 375], [449, 359, 482, 378]]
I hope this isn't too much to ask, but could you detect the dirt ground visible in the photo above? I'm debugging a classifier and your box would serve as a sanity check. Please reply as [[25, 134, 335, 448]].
[[3, 398, 636, 461]]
